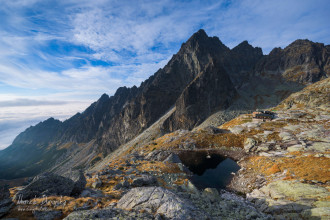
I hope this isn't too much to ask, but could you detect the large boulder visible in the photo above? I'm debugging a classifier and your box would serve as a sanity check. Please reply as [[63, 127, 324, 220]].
[[0, 186, 13, 218], [62, 170, 87, 196], [247, 180, 330, 219], [244, 138, 257, 152], [14, 173, 75, 200], [92, 179, 102, 189], [131, 175, 158, 187], [33, 210, 63, 220], [0, 185, 10, 200], [164, 153, 182, 164], [145, 150, 172, 161], [202, 126, 227, 134], [116, 187, 208, 220]]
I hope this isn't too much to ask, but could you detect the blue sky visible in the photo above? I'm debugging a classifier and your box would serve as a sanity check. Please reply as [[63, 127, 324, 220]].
[[0, 0, 329, 149]]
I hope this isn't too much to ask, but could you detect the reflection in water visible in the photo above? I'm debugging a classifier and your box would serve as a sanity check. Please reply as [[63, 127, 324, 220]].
[[178, 151, 240, 189]]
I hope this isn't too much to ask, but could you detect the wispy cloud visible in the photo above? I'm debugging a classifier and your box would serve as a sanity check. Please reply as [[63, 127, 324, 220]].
[[0, 99, 67, 107], [206, 0, 330, 52]]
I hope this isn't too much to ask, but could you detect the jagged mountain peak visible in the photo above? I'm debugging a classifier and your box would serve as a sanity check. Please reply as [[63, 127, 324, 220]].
[[234, 40, 250, 47], [180, 29, 229, 54], [99, 93, 110, 101], [190, 29, 208, 39], [31, 117, 61, 129], [114, 86, 133, 97], [268, 47, 282, 56], [232, 40, 263, 55], [44, 117, 59, 123], [287, 39, 316, 47], [256, 38, 329, 83], [268, 39, 323, 56]]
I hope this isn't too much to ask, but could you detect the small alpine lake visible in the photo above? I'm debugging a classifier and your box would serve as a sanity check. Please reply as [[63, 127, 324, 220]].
[[178, 150, 240, 190]]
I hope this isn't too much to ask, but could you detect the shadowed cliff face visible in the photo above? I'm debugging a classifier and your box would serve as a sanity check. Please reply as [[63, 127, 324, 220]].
[[98, 29, 232, 151], [255, 39, 330, 83], [0, 29, 328, 179], [163, 61, 238, 131]]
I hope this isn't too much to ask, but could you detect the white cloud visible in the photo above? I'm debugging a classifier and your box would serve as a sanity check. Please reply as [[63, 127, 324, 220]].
[[0, 63, 118, 91], [0, 99, 67, 107], [69, 0, 215, 63]]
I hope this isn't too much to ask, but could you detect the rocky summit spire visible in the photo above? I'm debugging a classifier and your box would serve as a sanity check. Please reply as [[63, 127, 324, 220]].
[[180, 29, 229, 55], [232, 40, 263, 55]]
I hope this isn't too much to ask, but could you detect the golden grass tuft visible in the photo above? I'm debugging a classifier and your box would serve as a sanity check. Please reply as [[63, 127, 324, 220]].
[[245, 154, 330, 183], [220, 115, 252, 129], [136, 160, 182, 174], [265, 164, 281, 175]]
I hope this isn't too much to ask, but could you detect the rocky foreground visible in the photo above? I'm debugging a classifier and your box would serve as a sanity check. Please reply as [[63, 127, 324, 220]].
[[1, 78, 329, 219]]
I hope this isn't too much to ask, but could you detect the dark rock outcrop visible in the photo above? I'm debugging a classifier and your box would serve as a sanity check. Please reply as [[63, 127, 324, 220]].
[[98, 29, 232, 150], [62, 170, 87, 196], [164, 153, 182, 164], [33, 210, 63, 220], [131, 175, 158, 187], [279, 77, 330, 110], [163, 61, 238, 131], [255, 39, 329, 83], [14, 173, 75, 200], [222, 40, 263, 88], [0, 186, 13, 218]]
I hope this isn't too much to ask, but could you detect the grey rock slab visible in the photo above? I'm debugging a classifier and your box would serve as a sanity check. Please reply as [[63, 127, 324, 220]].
[[0, 187, 12, 218], [33, 210, 63, 220], [279, 131, 294, 141], [201, 126, 226, 134], [164, 153, 182, 163], [62, 170, 87, 196], [244, 138, 257, 152], [302, 207, 330, 219], [287, 144, 305, 152], [248, 180, 330, 216], [244, 122, 261, 129], [117, 187, 208, 220], [309, 142, 330, 152], [256, 144, 270, 152], [145, 150, 172, 161], [0, 199, 14, 218], [80, 188, 104, 198], [131, 175, 158, 187], [229, 126, 244, 134], [263, 130, 274, 136], [92, 179, 102, 189], [202, 188, 219, 202], [0, 186, 10, 200], [64, 207, 155, 220]]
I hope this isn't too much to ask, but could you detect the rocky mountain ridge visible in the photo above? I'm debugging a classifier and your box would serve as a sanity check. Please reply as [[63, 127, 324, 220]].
[[1, 65, 329, 219], [0, 29, 329, 180]]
